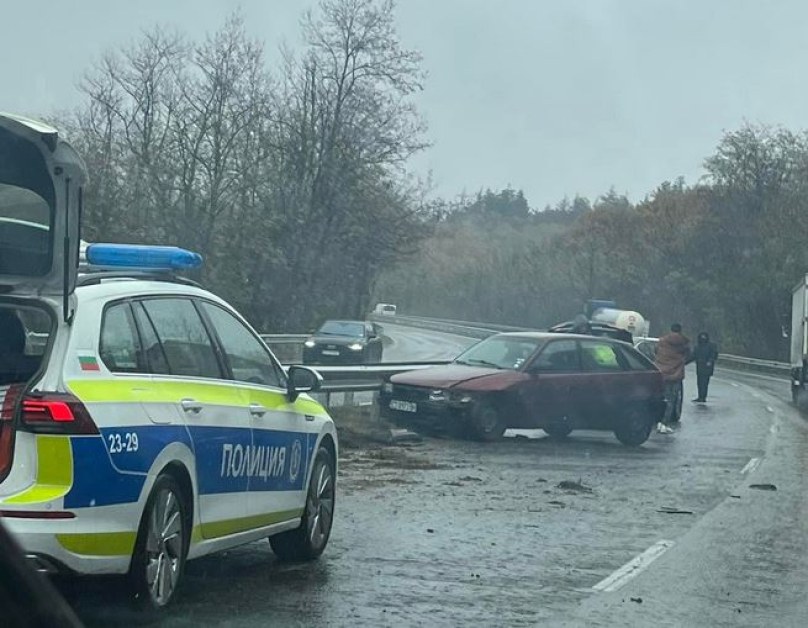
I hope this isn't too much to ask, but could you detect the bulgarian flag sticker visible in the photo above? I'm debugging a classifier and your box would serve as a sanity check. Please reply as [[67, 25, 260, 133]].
[[78, 356, 100, 372]]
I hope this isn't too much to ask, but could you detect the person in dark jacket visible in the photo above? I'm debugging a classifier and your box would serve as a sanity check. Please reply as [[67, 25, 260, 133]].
[[690, 332, 718, 403]]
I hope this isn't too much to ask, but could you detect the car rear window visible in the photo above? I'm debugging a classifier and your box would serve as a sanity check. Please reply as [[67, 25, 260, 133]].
[[619, 345, 656, 371], [580, 340, 623, 372], [100, 302, 143, 373], [0, 184, 52, 277], [0, 126, 55, 278]]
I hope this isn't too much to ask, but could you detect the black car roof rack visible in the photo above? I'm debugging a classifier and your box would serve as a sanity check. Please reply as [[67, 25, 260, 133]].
[[548, 320, 633, 342]]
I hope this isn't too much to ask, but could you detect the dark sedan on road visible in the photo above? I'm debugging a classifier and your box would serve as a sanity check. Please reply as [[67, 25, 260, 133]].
[[303, 320, 384, 364], [380, 332, 665, 446]]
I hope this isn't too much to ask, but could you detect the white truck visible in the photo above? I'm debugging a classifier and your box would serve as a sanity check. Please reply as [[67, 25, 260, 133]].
[[586, 299, 651, 339], [373, 303, 397, 316], [790, 276, 808, 405]]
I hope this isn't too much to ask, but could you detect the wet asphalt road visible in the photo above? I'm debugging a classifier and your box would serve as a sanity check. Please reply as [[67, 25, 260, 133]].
[[67, 328, 808, 627], [379, 323, 474, 363]]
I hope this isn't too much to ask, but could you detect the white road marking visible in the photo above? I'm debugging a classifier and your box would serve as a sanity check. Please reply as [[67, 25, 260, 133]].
[[592, 540, 675, 593], [730, 382, 740, 388], [765, 406, 774, 414], [740, 457, 761, 475]]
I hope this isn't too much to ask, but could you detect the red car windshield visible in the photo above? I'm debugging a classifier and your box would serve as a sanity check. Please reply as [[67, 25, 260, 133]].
[[455, 336, 543, 370]]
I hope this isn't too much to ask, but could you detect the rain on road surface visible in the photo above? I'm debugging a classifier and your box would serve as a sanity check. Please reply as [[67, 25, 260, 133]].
[[66, 326, 808, 627]]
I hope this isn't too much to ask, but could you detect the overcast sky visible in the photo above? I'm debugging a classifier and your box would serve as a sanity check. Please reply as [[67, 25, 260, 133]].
[[3, 0, 807, 208]]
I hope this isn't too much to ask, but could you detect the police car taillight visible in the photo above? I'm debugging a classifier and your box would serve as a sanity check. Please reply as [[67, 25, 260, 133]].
[[22, 394, 99, 435]]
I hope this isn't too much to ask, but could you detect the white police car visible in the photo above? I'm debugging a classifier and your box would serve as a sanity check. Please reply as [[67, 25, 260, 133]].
[[0, 113, 338, 609]]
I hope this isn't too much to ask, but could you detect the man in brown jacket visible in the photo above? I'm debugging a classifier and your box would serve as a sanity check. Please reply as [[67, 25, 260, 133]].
[[654, 323, 691, 433]]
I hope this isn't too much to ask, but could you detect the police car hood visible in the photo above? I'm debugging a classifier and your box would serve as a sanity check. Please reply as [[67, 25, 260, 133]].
[[391, 363, 516, 390]]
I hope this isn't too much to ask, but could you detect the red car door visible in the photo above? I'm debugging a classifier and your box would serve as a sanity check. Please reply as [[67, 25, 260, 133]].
[[517, 339, 588, 429], [577, 339, 635, 428]]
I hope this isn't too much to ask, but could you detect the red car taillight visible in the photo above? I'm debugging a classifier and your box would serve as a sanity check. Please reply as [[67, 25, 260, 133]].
[[0, 384, 24, 481], [21, 393, 98, 435]]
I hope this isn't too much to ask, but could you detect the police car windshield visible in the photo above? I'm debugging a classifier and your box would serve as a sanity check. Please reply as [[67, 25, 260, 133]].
[[317, 321, 364, 337]]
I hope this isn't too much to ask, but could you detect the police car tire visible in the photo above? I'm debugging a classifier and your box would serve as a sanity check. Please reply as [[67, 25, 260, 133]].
[[130, 474, 189, 610], [270, 446, 335, 562]]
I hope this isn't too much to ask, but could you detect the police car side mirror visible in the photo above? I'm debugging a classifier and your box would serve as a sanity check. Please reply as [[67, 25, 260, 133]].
[[287, 365, 322, 402]]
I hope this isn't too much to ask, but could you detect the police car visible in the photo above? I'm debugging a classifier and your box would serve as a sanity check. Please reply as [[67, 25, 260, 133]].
[[0, 113, 338, 609]]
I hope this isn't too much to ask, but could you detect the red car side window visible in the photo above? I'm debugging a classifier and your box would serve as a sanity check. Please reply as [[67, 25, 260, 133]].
[[531, 340, 579, 372]]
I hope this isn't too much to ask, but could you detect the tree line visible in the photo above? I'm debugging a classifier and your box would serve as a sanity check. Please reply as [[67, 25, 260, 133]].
[[61, 0, 428, 332], [376, 126, 808, 360], [56, 0, 808, 359]]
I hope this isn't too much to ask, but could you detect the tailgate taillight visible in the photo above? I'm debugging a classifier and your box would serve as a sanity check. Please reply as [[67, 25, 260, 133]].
[[21, 393, 98, 435], [0, 384, 24, 481]]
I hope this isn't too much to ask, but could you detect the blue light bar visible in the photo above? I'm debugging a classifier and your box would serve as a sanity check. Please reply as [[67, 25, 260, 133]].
[[85, 243, 203, 270]]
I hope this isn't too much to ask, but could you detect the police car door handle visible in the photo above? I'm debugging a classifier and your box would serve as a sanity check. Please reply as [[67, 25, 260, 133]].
[[180, 399, 204, 414], [249, 403, 267, 417]]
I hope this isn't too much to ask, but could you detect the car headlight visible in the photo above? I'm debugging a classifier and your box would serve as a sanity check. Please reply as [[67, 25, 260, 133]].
[[348, 343, 364, 351], [449, 391, 473, 404], [429, 389, 446, 402], [382, 382, 393, 394], [304, 340, 316, 348]]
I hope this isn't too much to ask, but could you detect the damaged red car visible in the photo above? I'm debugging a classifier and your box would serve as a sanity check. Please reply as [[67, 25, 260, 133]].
[[379, 332, 665, 446]]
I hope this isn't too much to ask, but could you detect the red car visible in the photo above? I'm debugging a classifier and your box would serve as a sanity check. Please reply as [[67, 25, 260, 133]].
[[380, 332, 665, 446]]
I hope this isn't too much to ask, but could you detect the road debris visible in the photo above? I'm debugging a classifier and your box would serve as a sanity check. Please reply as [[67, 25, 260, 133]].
[[749, 483, 777, 491], [658, 507, 694, 515], [389, 428, 423, 444], [557, 480, 593, 493]]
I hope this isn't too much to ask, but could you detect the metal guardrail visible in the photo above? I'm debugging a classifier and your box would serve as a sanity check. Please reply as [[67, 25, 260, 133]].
[[717, 354, 790, 377], [310, 362, 450, 408], [260, 334, 309, 365], [312, 362, 449, 392], [259, 330, 451, 407], [369, 314, 531, 339], [369, 314, 532, 338]]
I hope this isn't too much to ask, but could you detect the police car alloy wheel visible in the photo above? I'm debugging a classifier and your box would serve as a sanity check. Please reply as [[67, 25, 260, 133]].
[[130, 475, 189, 609], [269, 446, 335, 561]]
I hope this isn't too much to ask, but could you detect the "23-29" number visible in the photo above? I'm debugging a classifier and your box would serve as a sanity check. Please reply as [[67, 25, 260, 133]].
[[107, 432, 139, 454]]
